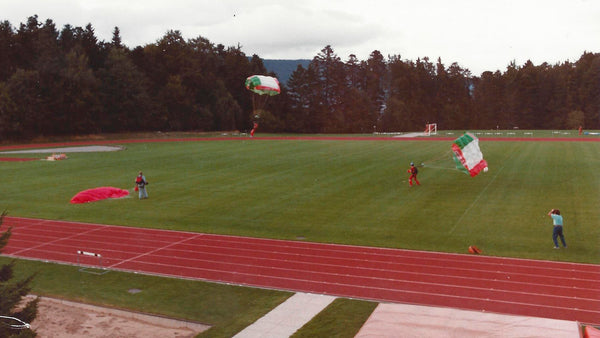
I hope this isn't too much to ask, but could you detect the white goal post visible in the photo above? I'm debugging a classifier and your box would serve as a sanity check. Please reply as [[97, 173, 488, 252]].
[[424, 123, 437, 136]]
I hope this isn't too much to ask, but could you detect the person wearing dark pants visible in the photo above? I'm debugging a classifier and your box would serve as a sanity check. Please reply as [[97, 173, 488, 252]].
[[548, 209, 567, 249]]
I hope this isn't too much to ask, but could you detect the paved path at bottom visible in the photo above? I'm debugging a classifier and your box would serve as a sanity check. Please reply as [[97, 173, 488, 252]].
[[233, 293, 337, 338], [230, 292, 580, 338], [356, 302, 580, 338]]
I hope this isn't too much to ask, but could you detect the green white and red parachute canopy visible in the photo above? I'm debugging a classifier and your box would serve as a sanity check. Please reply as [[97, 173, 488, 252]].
[[245, 75, 280, 120], [245, 75, 281, 96], [452, 132, 488, 177]]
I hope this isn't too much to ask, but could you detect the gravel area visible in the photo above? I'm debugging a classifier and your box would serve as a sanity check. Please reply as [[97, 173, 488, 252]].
[[28, 296, 209, 338]]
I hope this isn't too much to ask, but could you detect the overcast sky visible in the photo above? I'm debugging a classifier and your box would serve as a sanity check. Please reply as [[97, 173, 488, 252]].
[[2, 0, 599, 75]]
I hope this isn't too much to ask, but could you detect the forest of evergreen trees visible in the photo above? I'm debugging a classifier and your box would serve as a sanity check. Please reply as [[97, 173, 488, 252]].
[[0, 15, 598, 140]]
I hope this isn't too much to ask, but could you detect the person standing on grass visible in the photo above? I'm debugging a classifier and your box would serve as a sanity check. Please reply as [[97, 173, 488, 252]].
[[407, 162, 420, 187], [548, 209, 567, 249], [135, 171, 149, 199]]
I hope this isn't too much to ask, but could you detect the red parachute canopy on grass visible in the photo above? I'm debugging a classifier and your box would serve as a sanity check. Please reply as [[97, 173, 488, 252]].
[[70, 187, 129, 204]]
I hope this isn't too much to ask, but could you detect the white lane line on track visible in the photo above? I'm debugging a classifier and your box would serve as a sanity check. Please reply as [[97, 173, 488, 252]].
[[5, 217, 600, 324], [6, 218, 599, 288], [7, 218, 598, 289], [9, 217, 599, 270], [120, 251, 600, 302], [6, 220, 106, 256], [132, 239, 600, 283], [107, 234, 204, 269], [106, 260, 600, 319], [194, 232, 600, 270]]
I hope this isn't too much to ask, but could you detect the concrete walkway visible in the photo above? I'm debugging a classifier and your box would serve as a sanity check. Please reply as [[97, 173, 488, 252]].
[[233, 293, 580, 338], [233, 292, 337, 338], [356, 302, 580, 338]]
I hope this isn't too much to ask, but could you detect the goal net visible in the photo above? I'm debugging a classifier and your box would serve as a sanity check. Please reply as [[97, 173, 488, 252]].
[[424, 123, 437, 136]]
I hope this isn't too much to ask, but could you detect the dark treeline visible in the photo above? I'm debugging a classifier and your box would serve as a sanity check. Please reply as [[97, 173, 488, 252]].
[[0, 16, 598, 140]]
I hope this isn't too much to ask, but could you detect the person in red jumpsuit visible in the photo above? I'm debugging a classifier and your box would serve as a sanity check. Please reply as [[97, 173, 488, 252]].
[[250, 122, 258, 137], [407, 162, 420, 187]]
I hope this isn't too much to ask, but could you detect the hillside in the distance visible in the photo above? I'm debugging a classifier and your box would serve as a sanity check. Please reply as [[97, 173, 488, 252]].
[[262, 59, 311, 85]]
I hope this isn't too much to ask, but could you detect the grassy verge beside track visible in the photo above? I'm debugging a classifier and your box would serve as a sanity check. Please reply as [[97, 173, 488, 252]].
[[292, 298, 378, 337], [0, 257, 292, 338]]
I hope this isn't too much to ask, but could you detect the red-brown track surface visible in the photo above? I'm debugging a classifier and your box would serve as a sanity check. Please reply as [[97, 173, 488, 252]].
[[0, 157, 38, 162], [0, 134, 599, 151], [2, 217, 599, 325]]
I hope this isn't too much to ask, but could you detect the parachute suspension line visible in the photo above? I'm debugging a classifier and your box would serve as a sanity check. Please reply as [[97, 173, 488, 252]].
[[417, 144, 455, 169], [424, 149, 454, 166], [253, 94, 271, 118], [420, 150, 461, 171], [261, 95, 270, 114]]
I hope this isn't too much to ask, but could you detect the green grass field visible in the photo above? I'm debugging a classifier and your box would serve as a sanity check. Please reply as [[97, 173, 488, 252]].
[[2, 133, 599, 262], [1, 132, 599, 336]]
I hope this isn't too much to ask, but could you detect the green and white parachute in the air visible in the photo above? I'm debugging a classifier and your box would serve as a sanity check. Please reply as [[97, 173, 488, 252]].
[[452, 132, 488, 177], [245, 75, 281, 96], [245, 75, 280, 119]]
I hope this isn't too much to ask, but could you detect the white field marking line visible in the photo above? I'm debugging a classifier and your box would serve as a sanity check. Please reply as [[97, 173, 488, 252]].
[[104, 270, 600, 327], [7, 217, 597, 282], [159, 234, 600, 278], [105, 259, 600, 317], [10, 217, 598, 270], [3, 218, 175, 260], [420, 164, 461, 171], [149, 260, 600, 305], [447, 164, 505, 236], [20, 228, 592, 290], [150, 245, 600, 292], [7, 223, 107, 256], [126, 245, 600, 300], [7, 231, 193, 261], [6, 217, 208, 255], [7, 222, 598, 316], [177, 239, 600, 279], [204, 231, 600, 268], [151, 240, 600, 286], [7, 218, 599, 287], [107, 234, 203, 269], [57, 240, 600, 292], [6, 216, 206, 237]]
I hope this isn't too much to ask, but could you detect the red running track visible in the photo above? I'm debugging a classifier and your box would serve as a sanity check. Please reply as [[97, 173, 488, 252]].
[[2, 216, 599, 325]]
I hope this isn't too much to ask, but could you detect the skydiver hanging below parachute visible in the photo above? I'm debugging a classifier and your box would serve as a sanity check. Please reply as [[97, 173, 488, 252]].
[[245, 75, 281, 136]]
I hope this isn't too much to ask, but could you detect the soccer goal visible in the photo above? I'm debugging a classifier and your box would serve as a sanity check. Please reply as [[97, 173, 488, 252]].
[[424, 123, 437, 136]]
